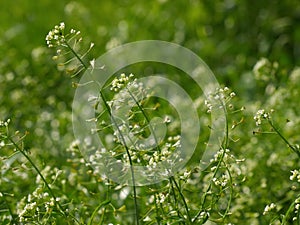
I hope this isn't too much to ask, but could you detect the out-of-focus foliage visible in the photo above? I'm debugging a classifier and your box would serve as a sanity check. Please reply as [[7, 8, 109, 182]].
[[1, 0, 300, 224]]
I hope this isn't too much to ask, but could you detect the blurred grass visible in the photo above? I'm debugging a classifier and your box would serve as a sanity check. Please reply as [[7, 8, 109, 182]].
[[1, 1, 300, 224], [0, 0, 298, 164], [1, 0, 300, 165]]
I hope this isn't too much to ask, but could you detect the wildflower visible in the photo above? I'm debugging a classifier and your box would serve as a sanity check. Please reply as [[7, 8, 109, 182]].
[[254, 109, 273, 126], [45, 22, 66, 48], [290, 170, 300, 182], [199, 211, 209, 219], [230, 92, 236, 98], [205, 87, 236, 113], [0, 118, 10, 127], [0, 141, 5, 147], [179, 169, 191, 180], [156, 192, 168, 204], [263, 203, 276, 215], [204, 100, 213, 113], [111, 73, 134, 92], [213, 174, 228, 187], [143, 216, 152, 222]]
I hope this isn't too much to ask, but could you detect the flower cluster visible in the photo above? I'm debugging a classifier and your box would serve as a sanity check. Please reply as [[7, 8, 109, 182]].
[[111, 73, 135, 92], [212, 174, 229, 187], [198, 211, 210, 222], [263, 203, 277, 215], [156, 192, 169, 204], [254, 109, 273, 126], [45, 22, 66, 48], [293, 198, 300, 221], [147, 136, 181, 168], [205, 86, 236, 113], [0, 118, 10, 127], [211, 148, 232, 163], [17, 185, 59, 223], [46, 22, 96, 78], [290, 169, 300, 182]]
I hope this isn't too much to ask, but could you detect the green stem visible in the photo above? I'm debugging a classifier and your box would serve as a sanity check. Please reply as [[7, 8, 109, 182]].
[[8, 137, 67, 218], [104, 92, 140, 225], [268, 120, 300, 158], [170, 176, 191, 223], [281, 195, 300, 225], [220, 101, 233, 221], [222, 166, 233, 220], [126, 87, 167, 223], [126, 87, 161, 153], [0, 191, 17, 223], [221, 101, 229, 149], [126, 86, 190, 224], [194, 149, 225, 222], [65, 41, 87, 69], [66, 42, 139, 224], [87, 200, 111, 225], [194, 99, 230, 223], [169, 178, 181, 218]]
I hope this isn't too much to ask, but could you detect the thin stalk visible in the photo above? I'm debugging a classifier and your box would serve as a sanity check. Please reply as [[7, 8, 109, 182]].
[[1, 191, 17, 223], [8, 137, 67, 218], [169, 178, 181, 218], [64, 42, 87, 69], [127, 86, 191, 223], [126, 86, 191, 223], [87, 200, 110, 225], [268, 120, 300, 158], [281, 200, 296, 225], [222, 166, 233, 220], [221, 100, 229, 150], [220, 100, 233, 222], [170, 176, 191, 223], [65, 42, 139, 224], [193, 149, 224, 222], [153, 194, 161, 224], [193, 99, 230, 223], [101, 90, 140, 225], [126, 87, 160, 153]]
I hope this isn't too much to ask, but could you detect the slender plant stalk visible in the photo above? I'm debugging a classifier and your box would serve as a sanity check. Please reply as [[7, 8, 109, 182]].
[[65, 42, 87, 71], [169, 179, 181, 218], [87, 200, 110, 225], [222, 166, 234, 219], [281, 197, 298, 225], [170, 176, 191, 223], [102, 92, 140, 225], [0, 191, 17, 223], [7, 136, 67, 218], [65, 42, 140, 224], [126, 87, 192, 223], [194, 98, 231, 223], [221, 100, 229, 150], [268, 120, 300, 158], [126, 87, 160, 154], [220, 100, 233, 221]]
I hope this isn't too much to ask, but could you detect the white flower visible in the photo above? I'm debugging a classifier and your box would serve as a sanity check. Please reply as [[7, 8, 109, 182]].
[[143, 216, 152, 222], [110, 73, 135, 92], [290, 170, 300, 182], [254, 109, 272, 126], [263, 203, 276, 215]]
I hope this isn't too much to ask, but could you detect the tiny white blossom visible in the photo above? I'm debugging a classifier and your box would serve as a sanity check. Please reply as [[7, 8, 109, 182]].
[[290, 170, 300, 182], [263, 203, 276, 215], [254, 109, 272, 126]]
